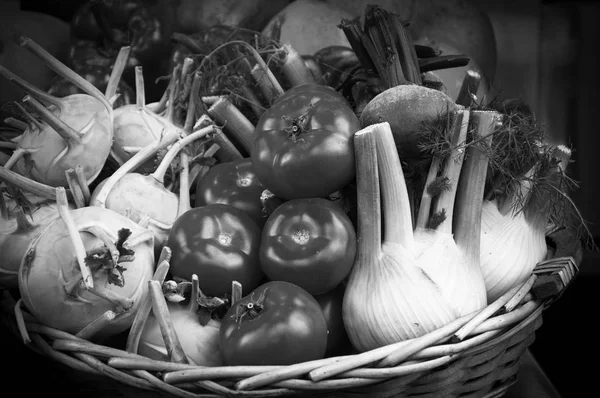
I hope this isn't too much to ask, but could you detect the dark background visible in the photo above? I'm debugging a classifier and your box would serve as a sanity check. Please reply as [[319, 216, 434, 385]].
[[3, 0, 600, 397]]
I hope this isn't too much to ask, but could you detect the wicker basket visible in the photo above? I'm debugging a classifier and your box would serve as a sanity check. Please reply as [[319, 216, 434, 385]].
[[0, 234, 579, 398]]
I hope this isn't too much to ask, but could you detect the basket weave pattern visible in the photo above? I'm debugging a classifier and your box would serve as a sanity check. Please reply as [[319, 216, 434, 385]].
[[1, 252, 567, 398]]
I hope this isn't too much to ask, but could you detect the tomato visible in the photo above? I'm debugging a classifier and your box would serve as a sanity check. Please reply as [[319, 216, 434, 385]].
[[219, 281, 328, 365], [194, 158, 266, 227], [314, 283, 353, 357], [260, 197, 356, 295], [250, 83, 360, 200], [166, 204, 262, 297]]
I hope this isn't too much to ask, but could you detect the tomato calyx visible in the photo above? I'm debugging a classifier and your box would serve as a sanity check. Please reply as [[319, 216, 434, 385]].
[[282, 103, 316, 143], [232, 287, 270, 324]]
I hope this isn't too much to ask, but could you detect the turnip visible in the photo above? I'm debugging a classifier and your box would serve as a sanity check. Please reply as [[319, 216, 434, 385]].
[[18, 187, 155, 340], [0, 37, 113, 188]]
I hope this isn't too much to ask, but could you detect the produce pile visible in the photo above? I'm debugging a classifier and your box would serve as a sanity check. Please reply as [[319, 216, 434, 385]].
[[0, 0, 592, 394]]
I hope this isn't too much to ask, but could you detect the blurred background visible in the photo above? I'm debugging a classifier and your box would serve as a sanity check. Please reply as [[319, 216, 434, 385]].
[[2, 0, 600, 396]]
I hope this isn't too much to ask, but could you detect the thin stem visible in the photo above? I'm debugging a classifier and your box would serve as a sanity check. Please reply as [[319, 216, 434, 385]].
[[75, 165, 91, 204], [4, 117, 28, 130], [135, 66, 146, 109], [189, 274, 199, 314], [207, 97, 255, 155], [0, 190, 7, 220], [231, 281, 242, 307], [183, 72, 202, 134], [453, 110, 500, 263], [433, 110, 470, 234], [56, 187, 94, 289], [13, 101, 44, 130], [189, 143, 220, 187], [14, 206, 34, 232], [1, 148, 26, 171], [281, 44, 316, 86], [23, 95, 82, 145], [126, 257, 170, 354], [0, 142, 16, 149], [0, 165, 66, 201], [164, 64, 181, 124], [170, 32, 203, 53], [19, 37, 112, 112], [0, 65, 61, 107], [177, 151, 191, 217], [354, 125, 382, 256], [239, 85, 265, 118], [148, 280, 188, 364], [373, 122, 415, 251], [65, 168, 86, 209], [151, 125, 215, 185], [75, 310, 116, 340], [88, 284, 134, 312], [105, 46, 131, 103]]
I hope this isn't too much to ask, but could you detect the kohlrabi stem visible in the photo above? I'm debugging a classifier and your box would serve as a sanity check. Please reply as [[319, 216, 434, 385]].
[[183, 72, 202, 134], [231, 281, 243, 306], [88, 284, 134, 312], [56, 187, 94, 289], [177, 151, 191, 217], [151, 125, 215, 185], [0, 165, 68, 201], [135, 66, 146, 109], [164, 64, 181, 125], [456, 70, 481, 107], [207, 97, 255, 155], [189, 143, 220, 187], [0, 191, 7, 220], [23, 95, 82, 145], [433, 110, 470, 234], [1, 148, 26, 171], [4, 117, 28, 131], [13, 101, 44, 130], [453, 110, 500, 264], [105, 46, 131, 104], [14, 206, 34, 232], [190, 274, 199, 314], [239, 84, 266, 118], [0, 66, 62, 107], [282, 44, 316, 86], [75, 165, 91, 204], [65, 168, 86, 208], [373, 122, 415, 251], [126, 254, 171, 354], [20, 37, 112, 112], [75, 310, 116, 340], [148, 280, 189, 364], [85, 225, 120, 265], [92, 132, 182, 208], [354, 125, 382, 256]]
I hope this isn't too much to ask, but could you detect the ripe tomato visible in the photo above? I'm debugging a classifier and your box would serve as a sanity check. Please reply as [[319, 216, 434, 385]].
[[260, 197, 356, 295], [219, 281, 328, 365], [250, 83, 360, 200], [166, 204, 262, 297], [314, 283, 353, 357], [194, 158, 266, 227]]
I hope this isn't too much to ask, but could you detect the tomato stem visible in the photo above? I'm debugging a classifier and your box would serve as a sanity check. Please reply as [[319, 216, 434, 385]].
[[231, 281, 243, 307]]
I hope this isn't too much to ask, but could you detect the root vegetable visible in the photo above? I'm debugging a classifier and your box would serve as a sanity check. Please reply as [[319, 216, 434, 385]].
[[0, 37, 113, 187], [18, 188, 155, 339]]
